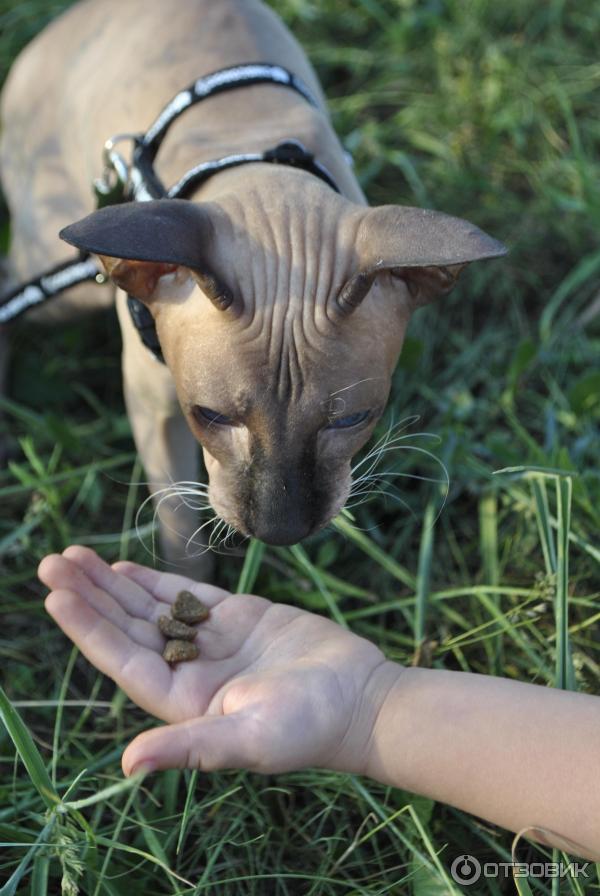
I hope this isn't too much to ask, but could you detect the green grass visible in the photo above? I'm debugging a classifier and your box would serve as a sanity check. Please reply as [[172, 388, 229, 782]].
[[1, 0, 599, 893]]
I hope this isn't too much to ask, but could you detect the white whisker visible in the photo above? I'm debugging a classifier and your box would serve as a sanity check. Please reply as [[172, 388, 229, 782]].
[[133, 476, 216, 563], [344, 414, 450, 526], [208, 518, 227, 550], [185, 514, 219, 552], [329, 377, 380, 397]]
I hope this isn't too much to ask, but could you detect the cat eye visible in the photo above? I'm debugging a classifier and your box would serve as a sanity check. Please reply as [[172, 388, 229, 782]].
[[327, 410, 370, 430], [193, 405, 235, 426]]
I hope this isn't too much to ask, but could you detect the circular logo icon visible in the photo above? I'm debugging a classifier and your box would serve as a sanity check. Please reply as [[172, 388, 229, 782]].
[[450, 855, 482, 886]]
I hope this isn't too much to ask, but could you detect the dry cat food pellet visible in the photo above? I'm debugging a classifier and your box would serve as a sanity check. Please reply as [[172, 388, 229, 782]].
[[158, 615, 197, 641], [162, 639, 199, 664], [159, 591, 210, 665], [172, 590, 210, 624]]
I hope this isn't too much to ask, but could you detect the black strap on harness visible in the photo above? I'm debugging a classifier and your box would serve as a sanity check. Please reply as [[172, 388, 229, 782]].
[[141, 63, 319, 162], [133, 139, 340, 202], [0, 63, 341, 364], [0, 256, 102, 325]]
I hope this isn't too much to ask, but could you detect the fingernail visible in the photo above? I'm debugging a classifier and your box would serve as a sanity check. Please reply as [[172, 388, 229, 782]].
[[127, 759, 157, 778]]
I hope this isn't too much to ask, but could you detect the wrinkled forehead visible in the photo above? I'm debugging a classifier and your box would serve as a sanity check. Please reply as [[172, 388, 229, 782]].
[[206, 180, 362, 281], [178, 324, 391, 410]]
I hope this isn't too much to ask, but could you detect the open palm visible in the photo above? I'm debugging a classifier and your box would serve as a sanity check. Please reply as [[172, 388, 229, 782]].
[[38, 546, 386, 777]]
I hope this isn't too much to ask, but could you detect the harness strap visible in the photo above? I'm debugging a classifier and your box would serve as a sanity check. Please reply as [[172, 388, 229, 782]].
[[0, 257, 101, 324], [130, 138, 340, 203], [0, 63, 342, 363], [168, 140, 340, 199], [127, 296, 164, 362], [140, 63, 319, 161], [129, 63, 333, 203]]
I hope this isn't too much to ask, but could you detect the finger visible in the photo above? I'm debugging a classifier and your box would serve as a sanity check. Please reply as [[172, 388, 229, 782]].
[[45, 589, 172, 717], [39, 554, 164, 652], [62, 546, 171, 621], [113, 560, 231, 609], [122, 710, 265, 776]]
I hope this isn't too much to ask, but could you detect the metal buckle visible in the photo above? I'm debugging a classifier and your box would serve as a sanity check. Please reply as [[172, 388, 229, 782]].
[[93, 133, 138, 208]]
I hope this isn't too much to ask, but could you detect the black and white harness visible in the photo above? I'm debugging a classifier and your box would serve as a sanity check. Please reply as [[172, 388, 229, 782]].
[[0, 63, 342, 362]]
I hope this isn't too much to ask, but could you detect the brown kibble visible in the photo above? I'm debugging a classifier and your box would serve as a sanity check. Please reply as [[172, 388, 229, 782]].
[[172, 590, 210, 624], [162, 639, 199, 664], [158, 615, 197, 641]]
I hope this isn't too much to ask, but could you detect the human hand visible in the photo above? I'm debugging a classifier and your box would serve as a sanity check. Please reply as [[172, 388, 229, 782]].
[[38, 547, 394, 778]]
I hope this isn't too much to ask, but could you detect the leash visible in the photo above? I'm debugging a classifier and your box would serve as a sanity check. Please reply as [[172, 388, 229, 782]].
[[0, 62, 341, 361]]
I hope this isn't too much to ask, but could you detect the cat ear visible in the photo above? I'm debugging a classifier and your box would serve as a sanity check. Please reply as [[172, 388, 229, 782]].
[[60, 199, 232, 309], [337, 205, 507, 314], [94, 255, 178, 301]]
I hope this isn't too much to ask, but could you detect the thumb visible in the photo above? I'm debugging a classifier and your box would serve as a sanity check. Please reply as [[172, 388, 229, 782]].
[[122, 712, 263, 776]]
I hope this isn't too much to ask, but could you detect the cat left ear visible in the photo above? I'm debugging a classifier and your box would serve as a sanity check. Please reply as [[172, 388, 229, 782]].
[[337, 205, 507, 314]]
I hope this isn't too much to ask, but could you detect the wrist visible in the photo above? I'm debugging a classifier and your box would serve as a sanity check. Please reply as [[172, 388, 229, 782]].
[[327, 658, 405, 778], [360, 660, 406, 781]]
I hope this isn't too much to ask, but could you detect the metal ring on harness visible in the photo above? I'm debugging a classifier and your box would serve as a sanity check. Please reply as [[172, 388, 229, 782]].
[[93, 133, 139, 208]]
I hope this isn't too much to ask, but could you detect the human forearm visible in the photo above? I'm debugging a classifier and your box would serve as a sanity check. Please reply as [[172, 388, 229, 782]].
[[361, 663, 600, 860]]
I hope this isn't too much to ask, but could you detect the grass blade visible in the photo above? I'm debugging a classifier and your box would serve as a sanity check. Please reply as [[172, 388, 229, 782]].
[[236, 538, 265, 593], [479, 492, 503, 674], [0, 685, 58, 810], [176, 769, 198, 855], [289, 543, 347, 626], [414, 499, 435, 651], [51, 645, 78, 786], [119, 455, 143, 561], [555, 475, 576, 691], [531, 478, 557, 575], [65, 771, 145, 811], [30, 854, 50, 896], [333, 515, 415, 588], [513, 876, 535, 896], [0, 819, 55, 896]]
